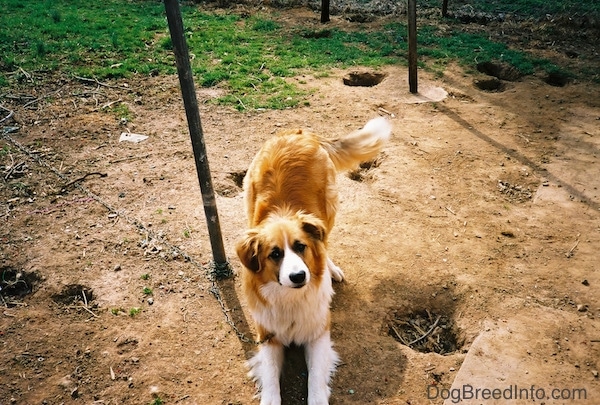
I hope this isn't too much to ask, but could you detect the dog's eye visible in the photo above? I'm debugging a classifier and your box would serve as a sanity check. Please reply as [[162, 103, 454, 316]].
[[269, 247, 283, 261], [293, 241, 307, 254]]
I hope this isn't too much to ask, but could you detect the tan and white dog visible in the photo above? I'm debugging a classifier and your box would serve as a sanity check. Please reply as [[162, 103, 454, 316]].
[[236, 117, 391, 405]]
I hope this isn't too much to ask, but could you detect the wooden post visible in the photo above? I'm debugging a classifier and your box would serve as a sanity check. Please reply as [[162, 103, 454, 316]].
[[321, 0, 330, 23], [407, 0, 418, 94], [442, 0, 449, 17], [164, 0, 230, 276]]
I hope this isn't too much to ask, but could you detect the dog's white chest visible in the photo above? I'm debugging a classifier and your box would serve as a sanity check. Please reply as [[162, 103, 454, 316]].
[[254, 277, 333, 346]]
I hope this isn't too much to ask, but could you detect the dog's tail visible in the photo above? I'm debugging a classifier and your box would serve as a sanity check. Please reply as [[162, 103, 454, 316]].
[[320, 117, 392, 171]]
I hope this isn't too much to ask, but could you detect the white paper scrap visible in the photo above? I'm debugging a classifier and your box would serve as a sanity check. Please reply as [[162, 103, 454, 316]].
[[119, 132, 148, 143]]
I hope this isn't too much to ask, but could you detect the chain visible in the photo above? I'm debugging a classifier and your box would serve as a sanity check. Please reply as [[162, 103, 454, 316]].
[[2, 126, 263, 346]]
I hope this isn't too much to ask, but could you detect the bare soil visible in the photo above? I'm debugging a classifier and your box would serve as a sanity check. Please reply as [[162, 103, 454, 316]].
[[1, 6, 599, 405]]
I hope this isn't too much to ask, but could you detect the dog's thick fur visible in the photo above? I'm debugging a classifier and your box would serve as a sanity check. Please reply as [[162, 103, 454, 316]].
[[236, 117, 391, 405]]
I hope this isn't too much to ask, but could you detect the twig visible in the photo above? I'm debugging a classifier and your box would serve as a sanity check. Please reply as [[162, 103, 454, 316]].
[[408, 316, 441, 346], [236, 97, 246, 110], [3, 301, 27, 307], [22, 88, 64, 109], [411, 322, 428, 337], [100, 99, 123, 110], [18, 67, 33, 83], [4, 161, 27, 180], [73, 75, 132, 91], [109, 154, 152, 164], [378, 107, 395, 117], [389, 324, 409, 345], [82, 289, 88, 307], [566, 233, 581, 258], [68, 304, 98, 318], [3, 94, 36, 102], [445, 206, 456, 215], [0, 104, 14, 124], [62, 172, 107, 189]]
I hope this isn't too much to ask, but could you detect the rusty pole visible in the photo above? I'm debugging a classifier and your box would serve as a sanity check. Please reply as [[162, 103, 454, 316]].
[[164, 0, 230, 276], [407, 0, 418, 93]]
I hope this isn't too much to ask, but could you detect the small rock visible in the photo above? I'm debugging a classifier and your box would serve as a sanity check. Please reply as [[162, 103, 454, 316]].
[[348, 389, 355, 394], [582, 279, 589, 286], [592, 370, 598, 378], [449, 367, 456, 372], [114, 264, 122, 272], [147, 297, 154, 305], [576, 304, 588, 312], [149, 385, 164, 398]]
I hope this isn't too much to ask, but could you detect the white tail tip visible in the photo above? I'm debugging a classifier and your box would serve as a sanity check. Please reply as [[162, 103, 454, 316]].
[[362, 117, 392, 141]]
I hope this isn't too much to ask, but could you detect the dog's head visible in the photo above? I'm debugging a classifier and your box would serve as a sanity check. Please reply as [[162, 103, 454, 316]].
[[236, 211, 327, 289]]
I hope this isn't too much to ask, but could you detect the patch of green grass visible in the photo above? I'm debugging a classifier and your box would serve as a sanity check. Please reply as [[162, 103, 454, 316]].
[[102, 102, 133, 121], [419, 27, 536, 74], [143, 287, 153, 295], [111, 307, 125, 315], [1, 0, 591, 109], [1, 0, 172, 81], [140, 274, 150, 280], [129, 307, 142, 317], [150, 398, 164, 405], [10, 182, 32, 196], [412, 24, 565, 77], [0, 145, 12, 157]]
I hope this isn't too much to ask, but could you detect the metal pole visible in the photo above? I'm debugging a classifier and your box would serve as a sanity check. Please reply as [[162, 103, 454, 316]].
[[163, 0, 230, 275], [321, 0, 330, 23], [442, 0, 449, 17], [407, 0, 418, 94]]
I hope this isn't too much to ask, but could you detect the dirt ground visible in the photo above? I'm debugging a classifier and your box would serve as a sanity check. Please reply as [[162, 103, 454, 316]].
[[1, 6, 599, 405]]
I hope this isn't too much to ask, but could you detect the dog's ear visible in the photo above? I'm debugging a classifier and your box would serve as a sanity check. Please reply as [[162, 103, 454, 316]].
[[236, 230, 261, 272], [300, 214, 326, 242]]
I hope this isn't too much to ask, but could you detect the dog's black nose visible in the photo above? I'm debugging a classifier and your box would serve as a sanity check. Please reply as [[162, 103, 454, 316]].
[[289, 271, 306, 284]]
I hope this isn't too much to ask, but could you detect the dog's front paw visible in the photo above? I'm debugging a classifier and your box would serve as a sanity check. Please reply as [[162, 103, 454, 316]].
[[259, 392, 282, 405], [327, 257, 345, 282], [308, 389, 330, 405]]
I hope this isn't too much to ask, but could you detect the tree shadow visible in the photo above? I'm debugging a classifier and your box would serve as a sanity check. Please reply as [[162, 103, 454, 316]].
[[437, 82, 599, 211]]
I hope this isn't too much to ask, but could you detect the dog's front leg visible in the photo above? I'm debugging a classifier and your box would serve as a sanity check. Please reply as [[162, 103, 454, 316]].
[[327, 257, 345, 282], [305, 330, 339, 405], [248, 341, 284, 405]]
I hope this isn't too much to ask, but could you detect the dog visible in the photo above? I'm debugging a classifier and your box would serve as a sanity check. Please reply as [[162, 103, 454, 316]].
[[236, 117, 391, 405]]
